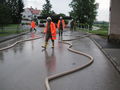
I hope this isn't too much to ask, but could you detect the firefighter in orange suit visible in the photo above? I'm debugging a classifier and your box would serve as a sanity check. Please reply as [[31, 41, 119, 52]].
[[30, 20, 37, 32], [42, 17, 56, 49], [57, 16, 65, 37]]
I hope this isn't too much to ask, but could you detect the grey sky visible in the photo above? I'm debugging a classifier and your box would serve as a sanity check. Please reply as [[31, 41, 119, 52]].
[[23, 0, 110, 21]]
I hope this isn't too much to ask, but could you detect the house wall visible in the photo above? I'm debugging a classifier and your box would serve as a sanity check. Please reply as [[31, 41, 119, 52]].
[[109, 0, 120, 43]]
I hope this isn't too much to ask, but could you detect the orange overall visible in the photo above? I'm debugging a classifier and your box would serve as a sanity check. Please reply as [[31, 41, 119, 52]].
[[42, 21, 56, 48], [30, 21, 36, 32], [44, 22, 56, 40], [57, 20, 65, 36]]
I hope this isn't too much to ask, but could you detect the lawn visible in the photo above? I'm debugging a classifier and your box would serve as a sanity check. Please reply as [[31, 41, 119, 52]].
[[78, 28, 108, 37], [0, 24, 26, 36], [89, 29, 108, 36], [0, 30, 24, 36], [5, 24, 18, 28]]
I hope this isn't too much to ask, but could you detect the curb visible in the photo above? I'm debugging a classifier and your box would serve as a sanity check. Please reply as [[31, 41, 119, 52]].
[[77, 30, 120, 73], [69, 30, 120, 73], [0, 31, 29, 43], [90, 36, 120, 74]]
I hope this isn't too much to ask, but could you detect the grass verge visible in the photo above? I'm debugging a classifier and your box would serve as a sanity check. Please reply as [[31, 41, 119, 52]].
[[78, 28, 108, 37], [0, 24, 26, 36]]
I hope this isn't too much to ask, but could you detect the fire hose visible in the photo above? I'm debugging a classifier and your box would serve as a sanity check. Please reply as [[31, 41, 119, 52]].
[[45, 35, 94, 90], [0, 34, 94, 90], [0, 37, 42, 51]]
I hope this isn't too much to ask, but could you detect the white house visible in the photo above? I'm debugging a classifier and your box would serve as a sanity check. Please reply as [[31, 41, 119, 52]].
[[21, 7, 41, 24]]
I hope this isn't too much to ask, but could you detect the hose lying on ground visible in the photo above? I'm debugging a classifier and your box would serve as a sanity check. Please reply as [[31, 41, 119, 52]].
[[0, 37, 42, 51], [63, 35, 89, 41], [0, 33, 93, 90], [45, 35, 94, 90]]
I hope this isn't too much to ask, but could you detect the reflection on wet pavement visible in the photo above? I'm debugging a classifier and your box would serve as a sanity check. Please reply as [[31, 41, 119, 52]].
[[0, 30, 120, 90], [44, 49, 56, 75]]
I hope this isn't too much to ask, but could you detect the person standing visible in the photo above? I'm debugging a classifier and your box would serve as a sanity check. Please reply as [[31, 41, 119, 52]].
[[30, 20, 37, 32], [70, 19, 74, 31], [57, 16, 65, 37], [70, 19, 76, 31], [42, 17, 56, 49]]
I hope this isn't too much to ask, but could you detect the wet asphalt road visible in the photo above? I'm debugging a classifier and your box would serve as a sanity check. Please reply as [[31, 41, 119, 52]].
[[0, 29, 120, 90]]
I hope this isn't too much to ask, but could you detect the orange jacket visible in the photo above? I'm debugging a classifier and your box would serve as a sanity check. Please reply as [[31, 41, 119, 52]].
[[57, 20, 65, 29], [44, 22, 56, 40], [31, 21, 36, 28]]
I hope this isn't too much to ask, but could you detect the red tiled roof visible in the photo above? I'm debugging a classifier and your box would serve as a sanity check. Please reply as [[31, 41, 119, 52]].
[[31, 10, 40, 14], [27, 8, 41, 15]]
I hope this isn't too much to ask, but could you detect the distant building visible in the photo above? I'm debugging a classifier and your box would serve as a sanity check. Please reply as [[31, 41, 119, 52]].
[[21, 6, 41, 24]]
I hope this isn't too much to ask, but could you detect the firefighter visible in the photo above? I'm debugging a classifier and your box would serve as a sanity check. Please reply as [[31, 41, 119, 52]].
[[42, 17, 56, 49], [57, 16, 65, 37], [70, 19, 76, 31], [30, 20, 37, 32], [70, 19, 74, 31]]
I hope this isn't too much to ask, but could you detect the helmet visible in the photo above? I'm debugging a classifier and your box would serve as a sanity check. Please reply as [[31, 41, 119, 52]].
[[47, 17, 52, 20], [60, 16, 63, 19]]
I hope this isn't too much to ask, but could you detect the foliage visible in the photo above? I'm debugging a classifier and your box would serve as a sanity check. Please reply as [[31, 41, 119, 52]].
[[7, 0, 24, 24], [79, 28, 108, 37], [89, 29, 108, 36], [94, 21, 109, 30], [41, 0, 55, 17], [0, 4, 12, 25], [0, 0, 24, 24], [69, 0, 98, 29]]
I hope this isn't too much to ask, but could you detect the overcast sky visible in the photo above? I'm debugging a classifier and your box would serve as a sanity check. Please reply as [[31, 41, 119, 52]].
[[23, 0, 110, 21]]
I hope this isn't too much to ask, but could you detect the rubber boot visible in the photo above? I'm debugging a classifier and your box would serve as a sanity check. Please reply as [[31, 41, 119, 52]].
[[51, 42, 54, 48], [42, 42, 48, 49]]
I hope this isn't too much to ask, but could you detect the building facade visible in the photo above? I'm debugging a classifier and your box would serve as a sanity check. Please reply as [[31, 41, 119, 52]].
[[109, 0, 120, 43], [21, 7, 41, 24]]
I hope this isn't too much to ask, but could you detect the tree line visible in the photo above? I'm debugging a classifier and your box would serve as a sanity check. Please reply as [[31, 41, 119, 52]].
[[41, 0, 98, 29], [0, 0, 24, 26], [0, 0, 98, 29]]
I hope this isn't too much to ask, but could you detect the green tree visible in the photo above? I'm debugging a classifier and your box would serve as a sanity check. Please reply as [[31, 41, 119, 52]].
[[17, 0, 24, 23], [7, 0, 24, 24], [69, 0, 98, 29], [0, 4, 12, 31], [58, 13, 66, 17], [41, 0, 55, 17], [0, 4, 12, 24], [0, 0, 5, 4]]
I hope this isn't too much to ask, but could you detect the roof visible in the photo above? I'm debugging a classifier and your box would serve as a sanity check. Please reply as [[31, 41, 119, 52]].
[[27, 8, 41, 15]]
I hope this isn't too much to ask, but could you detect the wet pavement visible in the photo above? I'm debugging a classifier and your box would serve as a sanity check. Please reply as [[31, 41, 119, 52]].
[[91, 34, 120, 72], [91, 35, 120, 48], [0, 29, 120, 90], [0, 28, 41, 49]]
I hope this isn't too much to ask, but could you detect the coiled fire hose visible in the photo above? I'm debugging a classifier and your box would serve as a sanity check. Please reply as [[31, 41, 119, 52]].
[[45, 35, 94, 90], [0, 34, 94, 90]]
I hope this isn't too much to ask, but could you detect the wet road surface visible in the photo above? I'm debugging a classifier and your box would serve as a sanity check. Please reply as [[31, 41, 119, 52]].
[[0, 30, 120, 90]]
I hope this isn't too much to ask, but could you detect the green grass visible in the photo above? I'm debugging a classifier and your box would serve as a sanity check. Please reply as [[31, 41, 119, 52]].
[[0, 30, 24, 36], [89, 29, 108, 36], [5, 24, 18, 28], [0, 24, 25, 36], [78, 28, 108, 37]]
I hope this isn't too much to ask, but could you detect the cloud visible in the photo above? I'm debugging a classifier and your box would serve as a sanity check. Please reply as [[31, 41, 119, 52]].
[[96, 0, 110, 21], [96, 8, 110, 21], [23, 0, 45, 9], [96, 0, 110, 9], [50, 0, 72, 15]]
